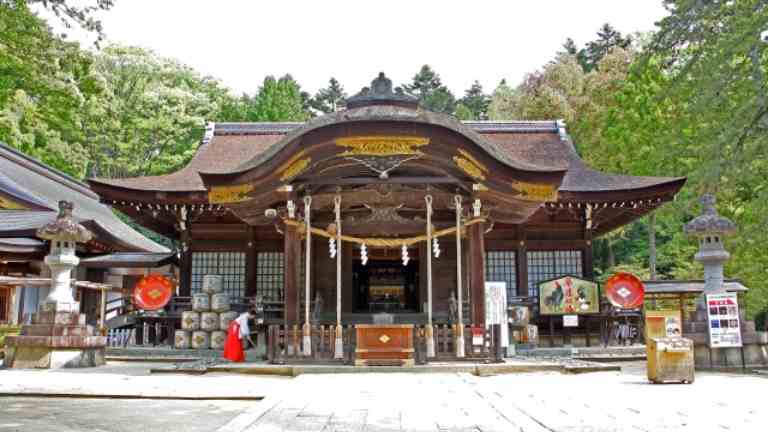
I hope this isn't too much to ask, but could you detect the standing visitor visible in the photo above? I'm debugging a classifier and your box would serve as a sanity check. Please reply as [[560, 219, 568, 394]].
[[223, 309, 257, 362]]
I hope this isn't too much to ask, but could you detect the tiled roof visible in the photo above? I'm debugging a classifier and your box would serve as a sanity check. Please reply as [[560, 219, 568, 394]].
[[89, 118, 684, 198], [644, 280, 747, 293], [0, 143, 167, 252], [0, 237, 45, 253], [80, 252, 177, 268]]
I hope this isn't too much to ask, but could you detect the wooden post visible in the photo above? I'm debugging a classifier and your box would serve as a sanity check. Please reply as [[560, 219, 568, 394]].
[[425, 195, 435, 358], [178, 229, 192, 297], [468, 213, 486, 327], [516, 228, 528, 297], [333, 196, 344, 359], [99, 288, 107, 330], [454, 195, 465, 357], [284, 219, 299, 326], [302, 196, 312, 356], [245, 226, 257, 297]]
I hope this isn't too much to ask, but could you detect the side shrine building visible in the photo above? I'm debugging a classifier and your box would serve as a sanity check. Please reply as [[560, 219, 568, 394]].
[[89, 74, 685, 347]]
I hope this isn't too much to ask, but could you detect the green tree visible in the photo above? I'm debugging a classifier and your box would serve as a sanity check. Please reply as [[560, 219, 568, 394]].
[[487, 79, 519, 120], [581, 23, 632, 71], [310, 77, 346, 114], [403, 65, 456, 114], [0, 1, 93, 177], [1, 0, 116, 44], [247, 75, 310, 122], [457, 80, 489, 120]]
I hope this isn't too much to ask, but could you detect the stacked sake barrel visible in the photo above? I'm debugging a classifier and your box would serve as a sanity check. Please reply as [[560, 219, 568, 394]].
[[175, 275, 235, 350]]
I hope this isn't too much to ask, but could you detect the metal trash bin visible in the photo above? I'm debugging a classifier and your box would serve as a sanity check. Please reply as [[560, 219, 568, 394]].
[[647, 337, 695, 384]]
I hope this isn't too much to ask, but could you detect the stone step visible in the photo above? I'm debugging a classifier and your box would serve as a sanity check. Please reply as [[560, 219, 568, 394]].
[[22, 324, 94, 337], [32, 312, 86, 326]]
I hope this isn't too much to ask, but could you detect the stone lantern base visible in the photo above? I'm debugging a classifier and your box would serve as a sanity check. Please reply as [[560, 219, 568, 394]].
[[3, 311, 106, 369]]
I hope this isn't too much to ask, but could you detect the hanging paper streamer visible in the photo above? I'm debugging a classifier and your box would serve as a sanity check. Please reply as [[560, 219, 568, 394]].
[[360, 243, 368, 266], [401, 244, 409, 266]]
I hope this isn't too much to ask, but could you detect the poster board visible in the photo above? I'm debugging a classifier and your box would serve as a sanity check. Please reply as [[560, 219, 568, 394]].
[[538, 276, 599, 315], [706, 292, 742, 348], [563, 314, 579, 327], [485, 281, 509, 347]]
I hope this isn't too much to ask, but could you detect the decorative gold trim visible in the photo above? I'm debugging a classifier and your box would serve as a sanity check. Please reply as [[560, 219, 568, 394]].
[[511, 181, 559, 201], [453, 156, 486, 181], [208, 184, 254, 204], [336, 136, 429, 156], [279, 157, 311, 181], [0, 196, 27, 210], [457, 149, 488, 173]]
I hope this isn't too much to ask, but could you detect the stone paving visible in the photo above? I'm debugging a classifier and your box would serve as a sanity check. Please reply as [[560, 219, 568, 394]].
[[1, 361, 767, 431], [229, 362, 768, 432]]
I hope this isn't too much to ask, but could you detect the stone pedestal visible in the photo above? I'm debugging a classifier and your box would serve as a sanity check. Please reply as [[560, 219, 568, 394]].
[[4, 311, 106, 369]]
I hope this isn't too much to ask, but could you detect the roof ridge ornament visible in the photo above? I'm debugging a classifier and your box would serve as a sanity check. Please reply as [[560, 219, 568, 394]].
[[345, 72, 419, 109]]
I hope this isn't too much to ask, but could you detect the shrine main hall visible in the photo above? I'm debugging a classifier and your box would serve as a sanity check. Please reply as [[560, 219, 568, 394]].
[[89, 73, 684, 352]]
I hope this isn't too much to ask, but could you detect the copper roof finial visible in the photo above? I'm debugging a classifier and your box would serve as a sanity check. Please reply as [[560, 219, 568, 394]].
[[345, 72, 419, 109]]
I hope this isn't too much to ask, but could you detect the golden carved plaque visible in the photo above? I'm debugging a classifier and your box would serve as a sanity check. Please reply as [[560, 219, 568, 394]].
[[379, 334, 391, 344], [336, 136, 429, 156], [511, 181, 559, 201], [208, 183, 254, 204]]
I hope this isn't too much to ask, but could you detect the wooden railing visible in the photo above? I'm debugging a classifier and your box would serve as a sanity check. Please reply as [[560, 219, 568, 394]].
[[267, 324, 355, 363], [266, 323, 505, 365]]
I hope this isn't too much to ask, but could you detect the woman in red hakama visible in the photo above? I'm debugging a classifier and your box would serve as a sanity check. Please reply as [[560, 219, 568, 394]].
[[223, 310, 256, 362]]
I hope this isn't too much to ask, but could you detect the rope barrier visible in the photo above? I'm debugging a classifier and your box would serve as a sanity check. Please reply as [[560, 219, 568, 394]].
[[282, 217, 486, 247]]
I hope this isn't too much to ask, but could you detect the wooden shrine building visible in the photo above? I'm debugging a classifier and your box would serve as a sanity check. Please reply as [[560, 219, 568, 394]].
[[88, 73, 685, 348]]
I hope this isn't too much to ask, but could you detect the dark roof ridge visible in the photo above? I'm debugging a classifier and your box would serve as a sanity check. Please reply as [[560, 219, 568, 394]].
[[0, 141, 97, 200], [211, 120, 565, 135]]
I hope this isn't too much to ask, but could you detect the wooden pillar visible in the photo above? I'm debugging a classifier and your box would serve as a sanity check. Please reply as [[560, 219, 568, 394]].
[[284, 221, 300, 325], [468, 220, 486, 326], [245, 226, 257, 297], [516, 228, 528, 297], [178, 229, 192, 296], [583, 234, 594, 279]]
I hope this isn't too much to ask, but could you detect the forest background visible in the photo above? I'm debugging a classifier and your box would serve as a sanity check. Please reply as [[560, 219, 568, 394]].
[[1, 0, 766, 323]]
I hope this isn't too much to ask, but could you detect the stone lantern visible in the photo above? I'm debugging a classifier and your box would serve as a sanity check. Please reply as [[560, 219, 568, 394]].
[[36, 200, 93, 312], [4, 201, 106, 369], [683, 194, 736, 295]]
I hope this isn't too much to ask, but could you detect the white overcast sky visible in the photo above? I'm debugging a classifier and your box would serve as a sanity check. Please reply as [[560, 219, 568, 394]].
[[56, 0, 668, 96]]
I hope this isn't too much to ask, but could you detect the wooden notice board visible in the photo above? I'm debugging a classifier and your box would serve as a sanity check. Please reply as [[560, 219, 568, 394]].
[[355, 324, 414, 366]]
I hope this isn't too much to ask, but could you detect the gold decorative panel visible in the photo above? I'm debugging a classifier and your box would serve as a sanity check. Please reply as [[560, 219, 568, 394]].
[[511, 181, 559, 201], [0, 196, 26, 210], [208, 184, 254, 204], [336, 136, 429, 156]]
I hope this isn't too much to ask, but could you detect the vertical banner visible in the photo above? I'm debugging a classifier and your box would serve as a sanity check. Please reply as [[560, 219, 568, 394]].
[[706, 292, 742, 348], [485, 282, 509, 347]]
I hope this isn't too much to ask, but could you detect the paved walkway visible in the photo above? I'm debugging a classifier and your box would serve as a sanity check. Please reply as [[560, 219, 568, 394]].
[[2, 361, 767, 431], [228, 364, 767, 432]]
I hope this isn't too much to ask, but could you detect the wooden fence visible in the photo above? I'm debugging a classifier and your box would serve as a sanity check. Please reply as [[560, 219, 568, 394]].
[[266, 323, 505, 365]]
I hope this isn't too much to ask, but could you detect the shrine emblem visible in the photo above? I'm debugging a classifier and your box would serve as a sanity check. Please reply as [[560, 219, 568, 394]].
[[336, 136, 429, 156], [378, 334, 391, 344], [208, 184, 254, 204]]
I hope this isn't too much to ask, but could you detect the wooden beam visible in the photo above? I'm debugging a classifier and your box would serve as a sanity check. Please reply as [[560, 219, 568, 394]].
[[179, 229, 192, 296], [284, 221, 300, 325], [296, 176, 459, 186], [468, 219, 486, 326]]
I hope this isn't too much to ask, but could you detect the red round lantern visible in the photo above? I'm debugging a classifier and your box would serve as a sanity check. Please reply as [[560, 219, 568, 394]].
[[133, 274, 175, 311], [604, 272, 645, 309]]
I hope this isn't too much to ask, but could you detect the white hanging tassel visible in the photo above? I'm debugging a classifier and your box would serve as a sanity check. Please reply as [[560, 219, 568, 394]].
[[329, 238, 336, 258], [433, 237, 441, 258], [401, 244, 409, 266], [360, 243, 368, 266]]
